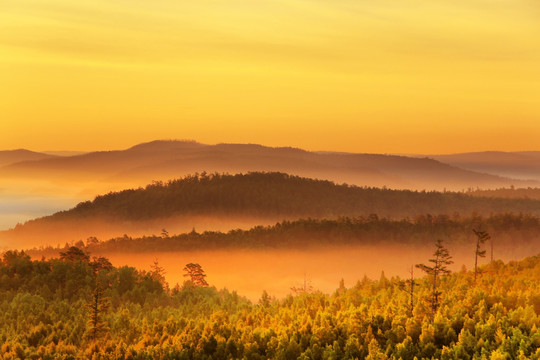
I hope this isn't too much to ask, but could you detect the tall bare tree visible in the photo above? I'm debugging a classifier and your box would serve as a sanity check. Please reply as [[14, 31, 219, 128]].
[[472, 229, 490, 283], [405, 265, 417, 314], [291, 273, 313, 295], [416, 238, 453, 322], [397, 266, 417, 314]]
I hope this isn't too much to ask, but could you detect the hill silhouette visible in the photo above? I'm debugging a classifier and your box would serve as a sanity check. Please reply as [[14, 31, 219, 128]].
[[0, 149, 57, 167], [1, 140, 536, 190], [429, 151, 540, 181], [3, 172, 540, 248], [19, 172, 540, 220]]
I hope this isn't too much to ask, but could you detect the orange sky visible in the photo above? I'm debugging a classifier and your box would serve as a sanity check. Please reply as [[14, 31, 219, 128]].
[[1, 0, 539, 154]]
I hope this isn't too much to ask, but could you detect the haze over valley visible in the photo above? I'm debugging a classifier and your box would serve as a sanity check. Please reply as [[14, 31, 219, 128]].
[[1, 142, 539, 303], [3, 140, 540, 232]]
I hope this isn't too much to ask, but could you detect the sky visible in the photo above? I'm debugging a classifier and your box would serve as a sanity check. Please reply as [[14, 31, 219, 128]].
[[1, 0, 539, 154]]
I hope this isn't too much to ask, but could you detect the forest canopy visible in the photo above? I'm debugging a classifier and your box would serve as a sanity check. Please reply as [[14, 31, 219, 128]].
[[0, 248, 538, 359]]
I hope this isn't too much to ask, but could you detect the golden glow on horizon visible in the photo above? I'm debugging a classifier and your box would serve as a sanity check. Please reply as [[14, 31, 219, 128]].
[[1, 0, 539, 153]]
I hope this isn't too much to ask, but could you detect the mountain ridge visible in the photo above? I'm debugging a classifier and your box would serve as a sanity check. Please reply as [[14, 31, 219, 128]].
[[0, 149, 57, 167], [426, 151, 540, 181], [1, 140, 537, 191]]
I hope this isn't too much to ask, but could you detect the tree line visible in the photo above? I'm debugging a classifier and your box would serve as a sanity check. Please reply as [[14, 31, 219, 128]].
[[28, 212, 540, 255], [467, 187, 540, 200]]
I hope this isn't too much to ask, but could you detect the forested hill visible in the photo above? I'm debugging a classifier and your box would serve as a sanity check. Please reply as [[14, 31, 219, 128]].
[[5, 172, 540, 248], [28, 172, 540, 222]]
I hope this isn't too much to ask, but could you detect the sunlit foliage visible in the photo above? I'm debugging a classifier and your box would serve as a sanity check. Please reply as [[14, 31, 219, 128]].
[[0, 249, 538, 359]]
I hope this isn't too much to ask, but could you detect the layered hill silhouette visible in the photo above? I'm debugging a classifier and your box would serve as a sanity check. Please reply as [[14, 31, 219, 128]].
[[1, 140, 537, 191], [429, 151, 540, 181], [0, 149, 57, 167], [3, 172, 540, 248]]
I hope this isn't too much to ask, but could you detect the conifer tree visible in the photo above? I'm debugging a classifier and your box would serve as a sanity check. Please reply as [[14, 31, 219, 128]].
[[183, 263, 209, 287], [91, 256, 113, 275], [60, 246, 90, 263], [86, 281, 109, 343], [150, 259, 169, 291], [416, 239, 453, 322], [291, 273, 313, 295], [405, 265, 417, 314], [472, 229, 490, 283], [259, 290, 272, 307]]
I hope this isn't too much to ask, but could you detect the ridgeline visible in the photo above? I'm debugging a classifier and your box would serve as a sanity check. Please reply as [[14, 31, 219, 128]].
[[21, 172, 540, 224]]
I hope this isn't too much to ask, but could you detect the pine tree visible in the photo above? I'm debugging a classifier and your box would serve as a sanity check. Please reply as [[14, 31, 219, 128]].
[[259, 290, 272, 307], [416, 239, 453, 322], [472, 229, 490, 283], [150, 259, 169, 292], [405, 265, 417, 314], [86, 281, 109, 343], [91, 256, 113, 275], [161, 228, 169, 238], [60, 246, 90, 263], [291, 273, 313, 295], [183, 263, 209, 287]]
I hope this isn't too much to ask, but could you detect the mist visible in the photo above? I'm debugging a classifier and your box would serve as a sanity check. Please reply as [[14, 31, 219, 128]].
[[0, 215, 283, 250], [91, 243, 536, 302], [0, 180, 83, 230], [0, 174, 176, 232]]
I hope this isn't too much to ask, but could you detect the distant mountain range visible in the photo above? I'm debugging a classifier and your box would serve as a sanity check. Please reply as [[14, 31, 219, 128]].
[[1, 140, 539, 190], [0, 149, 57, 167], [427, 151, 540, 181]]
